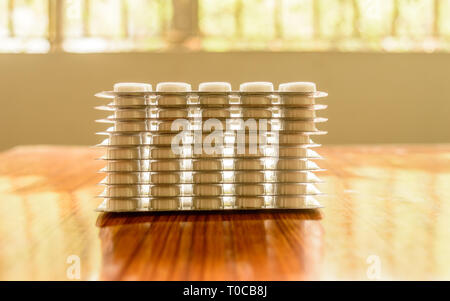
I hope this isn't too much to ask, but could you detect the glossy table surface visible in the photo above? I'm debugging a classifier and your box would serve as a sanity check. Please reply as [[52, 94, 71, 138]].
[[0, 145, 449, 281]]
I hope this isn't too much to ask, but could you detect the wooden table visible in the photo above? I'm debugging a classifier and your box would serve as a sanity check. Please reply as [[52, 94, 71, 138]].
[[0, 145, 448, 281]]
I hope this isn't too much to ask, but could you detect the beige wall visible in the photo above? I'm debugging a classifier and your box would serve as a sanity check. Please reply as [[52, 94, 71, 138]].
[[1, 52, 449, 150]]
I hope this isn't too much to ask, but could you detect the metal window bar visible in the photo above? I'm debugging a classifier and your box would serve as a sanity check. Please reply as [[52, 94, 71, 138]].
[[121, 0, 129, 38], [332, 0, 346, 49], [313, 0, 321, 39], [157, 0, 169, 36], [48, 0, 63, 52], [391, 0, 399, 36], [7, 0, 14, 37], [83, 0, 91, 37], [169, 0, 199, 48], [234, 0, 243, 39], [274, 0, 283, 39], [351, 0, 360, 37], [433, 0, 440, 37]]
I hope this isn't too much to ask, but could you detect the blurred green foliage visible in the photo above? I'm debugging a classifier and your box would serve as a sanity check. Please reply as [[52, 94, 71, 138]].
[[1, 0, 449, 52]]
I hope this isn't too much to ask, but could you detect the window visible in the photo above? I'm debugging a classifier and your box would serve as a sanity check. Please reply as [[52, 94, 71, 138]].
[[1, 0, 449, 53]]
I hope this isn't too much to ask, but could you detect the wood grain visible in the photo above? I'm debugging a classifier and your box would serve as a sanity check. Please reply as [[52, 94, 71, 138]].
[[0, 145, 449, 280]]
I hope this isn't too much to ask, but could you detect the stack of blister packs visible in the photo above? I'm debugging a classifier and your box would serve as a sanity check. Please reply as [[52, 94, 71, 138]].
[[95, 81, 328, 212]]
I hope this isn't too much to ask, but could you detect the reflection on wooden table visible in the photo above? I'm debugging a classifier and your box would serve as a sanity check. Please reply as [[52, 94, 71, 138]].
[[0, 145, 448, 280]]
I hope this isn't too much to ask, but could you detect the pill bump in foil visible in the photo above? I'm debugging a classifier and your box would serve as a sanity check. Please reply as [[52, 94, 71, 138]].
[[107, 83, 152, 210], [156, 82, 191, 92], [191, 82, 232, 210], [282, 120, 317, 132], [156, 81, 191, 108], [275, 81, 322, 208], [149, 82, 192, 210], [114, 82, 152, 92], [106, 148, 141, 160], [113, 82, 152, 106], [239, 81, 274, 93], [199, 82, 232, 121], [278, 82, 316, 106], [234, 82, 275, 209], [113, 109, 147, 119], [95, 80, 327, 212], [199, 82, 232, 92]]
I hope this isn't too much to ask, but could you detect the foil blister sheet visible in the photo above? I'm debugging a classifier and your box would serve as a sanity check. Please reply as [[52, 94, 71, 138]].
[[95, 87, 328, 212]]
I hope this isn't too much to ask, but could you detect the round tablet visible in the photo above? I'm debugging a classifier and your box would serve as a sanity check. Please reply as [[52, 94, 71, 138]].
[[279, 82, 316, 92], [156, 82, 192, 92], [192, 198, 223, 210], [240, 82, 274, 92], [235, 197, 265, 209], [114, 82, 152, 92], [199, 82, 232, 92]]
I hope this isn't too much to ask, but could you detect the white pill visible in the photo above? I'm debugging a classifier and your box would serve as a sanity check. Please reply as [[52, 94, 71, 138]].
[[114, 82, 152, 92], [156, 82, 191, 92], [278, 134, 312, 144], [279, 82, 317, 105], [151, 173, 181, 184], [114, 121, 147, 132], [235, 197, 265, 209], [150, 199, 180, 210], [106, 160, 141, 172], [106, 148, 141, 160], [192, 198, 223, 210], [235, 159, 263, 170], [193, 173, 223, 183], [199, 82, 232, 92], [107, 135, 142, 145], [240, 82, 274, 92], [104, 185, 142, 197], [104, 173, 140, 184], [279, 82, 316, 92], [114, 109, 147, 119], [193, 160, 223, 170], [150, 161, 180, 171], [151, 186, 181, 197], [282, 109, 316, 118], [235, 171, 265, 183], [235, 184, 265, 196], [193, 184, 223, 196], [282, 121, 317, 131]]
